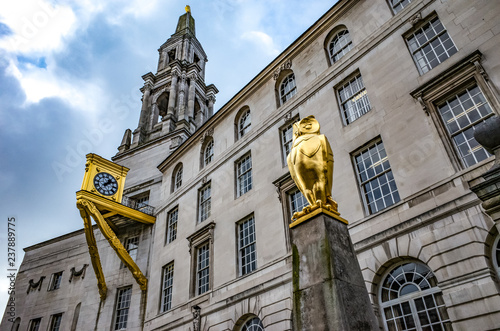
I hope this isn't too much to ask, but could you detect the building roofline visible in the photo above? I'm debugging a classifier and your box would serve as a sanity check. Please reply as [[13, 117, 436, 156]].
[[23, 226, 95, 252]]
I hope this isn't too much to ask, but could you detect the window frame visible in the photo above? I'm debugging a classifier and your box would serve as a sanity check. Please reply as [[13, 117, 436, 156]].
[[493, 235, 500, 278], [187, 222, 215, 298], [48, 271, 63, 291], [328, 29, 353, 64], [236, 107, 251, 140], [237, 214, 257, 277], [410, 51, 499, 171], [378, 261, 451, 331], [279, 72, 297, 106], [49, 313, 63, 331], [160, 262, 174, 313], [166, 207, 178, 245], [279, 115, 299, 167], [236, 152, 253, 198], [121, 236, 139, 269], [335, 71, 372, 125], [113, 286, 132, 331], [198, 182, 211, 223], [404, 14, 458, 75], [172, 163, 183, 192], [28, 318, 42, 331], [203, 139, 214, 167], [352, 138, 401, 215], [388, 0, 412, 14]]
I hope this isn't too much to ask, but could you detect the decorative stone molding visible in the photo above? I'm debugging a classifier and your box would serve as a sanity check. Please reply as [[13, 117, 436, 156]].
[[417, 96, 429, 116], [410, 12, 422, 26], [199, 128, 214, 144], [170, 136, 184, 149], [192, 305, 201, 331], [187, 221, 215, 255], [69, 264, 89, 283], [27, 276, 45, 294], [474, 60, 489, 81], [273, 59, 292, 80]]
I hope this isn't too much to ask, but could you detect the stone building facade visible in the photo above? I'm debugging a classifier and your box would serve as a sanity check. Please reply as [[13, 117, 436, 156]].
[[3, 0, 500, 330]]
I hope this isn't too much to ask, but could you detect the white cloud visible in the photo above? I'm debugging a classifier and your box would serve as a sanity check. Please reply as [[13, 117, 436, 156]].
[[0, 0, 76, 54], [241, 30, 280, 56]]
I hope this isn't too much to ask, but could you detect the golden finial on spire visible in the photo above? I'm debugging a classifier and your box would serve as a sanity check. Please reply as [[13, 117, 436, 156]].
[[185, 5, 191, 13]]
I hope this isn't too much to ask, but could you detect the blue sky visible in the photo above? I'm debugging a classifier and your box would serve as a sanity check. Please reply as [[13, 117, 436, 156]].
[[0, 0, 337, 311]]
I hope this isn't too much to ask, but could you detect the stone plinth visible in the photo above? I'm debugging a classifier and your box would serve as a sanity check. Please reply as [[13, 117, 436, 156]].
[[291, 212, 378, 331]]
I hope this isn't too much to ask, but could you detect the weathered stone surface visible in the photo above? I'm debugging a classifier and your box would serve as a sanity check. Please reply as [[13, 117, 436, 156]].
[[291, 213, 378, 330]]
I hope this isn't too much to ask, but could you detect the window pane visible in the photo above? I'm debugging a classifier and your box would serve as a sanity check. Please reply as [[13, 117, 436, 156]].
[[338, 74, 372, 124], [437, 85, 493, 167], [114, 287, 132, 330], [239, 216, 257, 275], [161, 263, 174, 312], [354, 141, 399, 214], [406, 17, 457, 74]]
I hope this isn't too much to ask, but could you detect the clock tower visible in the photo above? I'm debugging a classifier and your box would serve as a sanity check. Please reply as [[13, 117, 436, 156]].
[[118, 6, 218, 152]]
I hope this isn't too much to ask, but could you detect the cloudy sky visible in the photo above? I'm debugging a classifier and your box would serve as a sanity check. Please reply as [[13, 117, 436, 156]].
[[0, 0, 337, 310]]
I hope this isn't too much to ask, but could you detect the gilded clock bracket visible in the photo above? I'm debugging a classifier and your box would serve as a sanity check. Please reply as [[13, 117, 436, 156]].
[[77, 199, 107, 300], [77, 198, 148, 292]]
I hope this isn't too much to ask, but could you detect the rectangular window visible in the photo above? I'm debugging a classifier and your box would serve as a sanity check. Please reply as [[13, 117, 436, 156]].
[[236, 154, 253, 197], [337, 73, 371, 124], [28, 318, 41, 331], [389, 0, 411, 14], [160, 262, 174, 312], [126, 236, 139, 262], [437, 85, 493, 167], [406, 17, 457, 74], [199, 183, 211, 223], [136, 193, 150, 212], [354, 140, 400, 214], [49, 313, 63, 331], [49, 271, 63, 290], [196, 242, 210, 295], [114, 287, 132, 330], [238, 216, 257, 276], [288, 188, 308, 215], [166, 208, 178, 244], [281, 123, 294, 165]]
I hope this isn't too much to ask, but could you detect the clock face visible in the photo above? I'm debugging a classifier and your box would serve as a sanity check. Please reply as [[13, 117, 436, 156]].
[[93, 172, 118, 196]]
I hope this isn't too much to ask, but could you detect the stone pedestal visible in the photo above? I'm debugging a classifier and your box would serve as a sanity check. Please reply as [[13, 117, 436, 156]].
[[290, 212, 378, 331]]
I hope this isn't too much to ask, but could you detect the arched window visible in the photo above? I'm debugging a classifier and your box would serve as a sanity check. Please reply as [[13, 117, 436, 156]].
[[11, 317, 20, 331], [172, 163, 183, 192], [493, 235, 500, 277], [237, 108, 251, 139], [380, 262, 451, 331], [329, 29, 352, 64], [279, 73, 297, 105], [203, 139, 214, 167], [241, 317, 265, 331]]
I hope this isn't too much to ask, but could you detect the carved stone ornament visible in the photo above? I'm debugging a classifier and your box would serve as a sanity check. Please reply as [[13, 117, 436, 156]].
[[410, 12, 422, 25], [473, 60, 489, 81], [417, 96, 430, 116], [27, 276, 45, 294], [192, 306, 201, 331], [69, 264, 89, 283], [273, 59, 292, 80], [199, 128, 214, 144]]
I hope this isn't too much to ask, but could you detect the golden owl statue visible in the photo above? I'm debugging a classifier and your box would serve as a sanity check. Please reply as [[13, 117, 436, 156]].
[[287, 115, 337, 220]]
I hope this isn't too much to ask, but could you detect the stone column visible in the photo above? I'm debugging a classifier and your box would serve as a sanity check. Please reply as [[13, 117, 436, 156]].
[[290, 212, 378, 331], [207, 95, 215, 118], [167, 73, 178, 117], [148, 103, 159, 130], [177, 74, 187, 120], [138, 83, 152, 129], [187, 73, 196, 120]]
